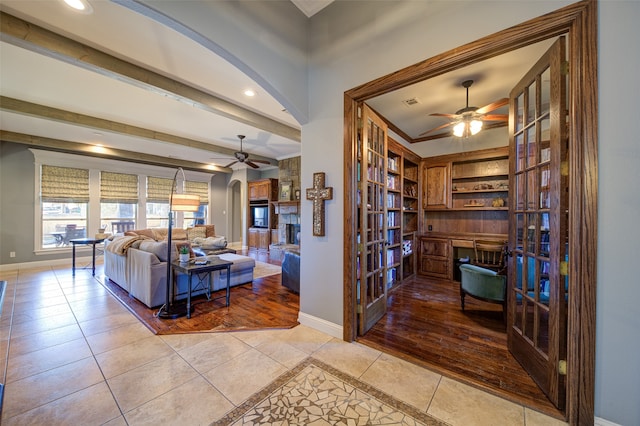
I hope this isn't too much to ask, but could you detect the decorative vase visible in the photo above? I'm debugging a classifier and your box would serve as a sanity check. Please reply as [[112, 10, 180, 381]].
[[179, 253, 189, 263]]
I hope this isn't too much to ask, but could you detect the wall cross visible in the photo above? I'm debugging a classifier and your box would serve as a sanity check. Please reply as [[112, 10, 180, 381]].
[[306, 172, 333, 236]]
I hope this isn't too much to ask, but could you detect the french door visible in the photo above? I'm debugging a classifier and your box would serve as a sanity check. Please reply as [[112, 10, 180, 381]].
[[357, 105, 389, 334], [508, 36, 568, 409]]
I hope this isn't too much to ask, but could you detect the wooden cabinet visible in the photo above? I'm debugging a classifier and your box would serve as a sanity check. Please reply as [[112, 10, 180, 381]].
[[419, 147, 510, 280], [418, 237, 450, 279], [422, 147, 509, 236], [248, 227, 270, 251], [423, 163, 450, 209], [248, 227, 258, 248], [248, 178, 278, 201], [248, 178, 278, 251]]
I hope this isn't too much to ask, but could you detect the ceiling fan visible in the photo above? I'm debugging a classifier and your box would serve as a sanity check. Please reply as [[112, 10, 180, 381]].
[[223, 135, 271, 169], [419, 79, 508, 138]]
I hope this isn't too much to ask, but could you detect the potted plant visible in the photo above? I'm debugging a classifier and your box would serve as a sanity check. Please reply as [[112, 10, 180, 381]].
[[178, 245, 190, 263]]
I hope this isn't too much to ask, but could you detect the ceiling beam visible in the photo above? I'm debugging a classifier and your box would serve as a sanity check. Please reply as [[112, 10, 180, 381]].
[[0, 96, 277, 166], [0, 130, 232, 174], [0, 11, 301, 143]]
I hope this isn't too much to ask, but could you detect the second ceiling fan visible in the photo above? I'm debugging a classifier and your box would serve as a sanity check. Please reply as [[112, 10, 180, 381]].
[[419, 80, 508, 138], [224, 135, 271, 169]]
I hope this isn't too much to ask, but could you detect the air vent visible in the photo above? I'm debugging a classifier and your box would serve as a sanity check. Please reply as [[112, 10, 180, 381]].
[[402, 97, 420, 107]]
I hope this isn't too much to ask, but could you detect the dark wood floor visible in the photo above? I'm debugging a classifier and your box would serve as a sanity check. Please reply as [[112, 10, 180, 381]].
[[357, 275, 564, 420]]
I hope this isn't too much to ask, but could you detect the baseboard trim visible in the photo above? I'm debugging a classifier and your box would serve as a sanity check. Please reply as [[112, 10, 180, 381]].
[[0, 256, 95, 272], [595, 417, 621, 426], [297, 312, 343, 339]]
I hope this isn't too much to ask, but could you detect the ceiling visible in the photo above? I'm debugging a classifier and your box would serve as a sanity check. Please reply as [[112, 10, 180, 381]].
[[0, 1, 556, 174]]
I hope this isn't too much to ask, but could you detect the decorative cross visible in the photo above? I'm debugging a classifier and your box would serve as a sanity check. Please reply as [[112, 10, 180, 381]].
[[306, 172, 333, 236]]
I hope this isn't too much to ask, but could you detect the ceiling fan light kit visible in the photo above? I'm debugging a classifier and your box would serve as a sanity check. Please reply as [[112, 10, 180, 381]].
[[419, 79, 508, 138]]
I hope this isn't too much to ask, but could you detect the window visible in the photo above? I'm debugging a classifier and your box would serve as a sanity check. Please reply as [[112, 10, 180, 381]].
[[183, 180, 209, 227], [40, 165, 89, 248], [33, 149, 213, 252], [100, 171, 138, 233], [146, 176, 172, 228]]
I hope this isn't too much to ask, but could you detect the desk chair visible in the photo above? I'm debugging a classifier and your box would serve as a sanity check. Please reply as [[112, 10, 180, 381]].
[[473, 240, 507, 272]]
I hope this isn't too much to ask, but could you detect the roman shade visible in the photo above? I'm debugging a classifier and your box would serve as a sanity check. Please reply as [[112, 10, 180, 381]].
[[100, 171, 138, 203], [146, 176, 173, 202], [185, 180, 209, 204], [41, 165, 89, 202]]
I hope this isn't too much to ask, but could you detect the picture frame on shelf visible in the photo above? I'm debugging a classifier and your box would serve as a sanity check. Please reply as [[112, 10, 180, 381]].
[[279, 181, 292, 201]]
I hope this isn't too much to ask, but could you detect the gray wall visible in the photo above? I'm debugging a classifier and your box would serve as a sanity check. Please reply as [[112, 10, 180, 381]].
[[2, 1, 639, 424], [0, 143, 45, 265]]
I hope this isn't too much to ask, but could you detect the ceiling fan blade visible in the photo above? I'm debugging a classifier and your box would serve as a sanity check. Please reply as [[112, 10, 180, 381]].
[[418, 121, 454, 137], [251, 159, 271, 165], [475, 97, 508, 114], [224, 160, 239, 168], [245, 160, 260, 169], [482, 114, 508, 122], [429, 113, 458, 118]]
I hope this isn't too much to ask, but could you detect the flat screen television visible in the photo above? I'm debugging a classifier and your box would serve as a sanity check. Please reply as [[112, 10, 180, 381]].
[[251, 205, 268, 228]]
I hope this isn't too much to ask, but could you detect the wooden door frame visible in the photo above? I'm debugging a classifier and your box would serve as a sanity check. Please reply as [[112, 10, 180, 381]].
[[342, 1, 597, 424]]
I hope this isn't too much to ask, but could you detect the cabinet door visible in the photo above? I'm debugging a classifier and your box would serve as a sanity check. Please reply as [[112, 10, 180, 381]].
[[419, 258, 450, 278], [257, 182, 269, 200], [419, 237, 451, 279], [424, 164, 450, 209], [258, 229, 270, 250], [248, 228, 258, 248]]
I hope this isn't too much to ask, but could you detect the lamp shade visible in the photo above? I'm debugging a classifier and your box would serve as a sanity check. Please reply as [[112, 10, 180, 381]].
[[171, 193, 200, 211]]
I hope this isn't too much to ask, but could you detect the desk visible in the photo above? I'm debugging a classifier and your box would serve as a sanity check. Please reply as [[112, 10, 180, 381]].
[[171, 256, 233, 318], [70, 238, 105, 276]]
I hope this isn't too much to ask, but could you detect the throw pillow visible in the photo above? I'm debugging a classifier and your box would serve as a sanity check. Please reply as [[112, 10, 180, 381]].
[[173, 241, 195, 261], [195, 224, 216, 238], [187, 226, 207, 241]]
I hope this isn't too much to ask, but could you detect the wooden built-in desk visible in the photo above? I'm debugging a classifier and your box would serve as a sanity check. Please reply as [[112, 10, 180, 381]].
[[418, 232, 507, 281]]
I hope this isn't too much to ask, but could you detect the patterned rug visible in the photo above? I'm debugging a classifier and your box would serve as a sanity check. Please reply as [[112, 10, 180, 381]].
[[215, 358, 446, 425]]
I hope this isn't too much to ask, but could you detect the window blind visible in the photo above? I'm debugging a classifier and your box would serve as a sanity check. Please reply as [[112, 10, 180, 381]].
[[100, 171, 138, 203], [146, 176, 173, 202], [41, 165, 89, 202], [185, 181, 209, 204]]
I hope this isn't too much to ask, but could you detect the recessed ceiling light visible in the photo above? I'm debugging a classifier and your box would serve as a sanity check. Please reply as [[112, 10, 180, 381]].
[[244, 89, 255, 97], [62, 0, 93, 14]]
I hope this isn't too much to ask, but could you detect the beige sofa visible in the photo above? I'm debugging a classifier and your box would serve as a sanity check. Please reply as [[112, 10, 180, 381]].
[[104, 226, 255, 308]]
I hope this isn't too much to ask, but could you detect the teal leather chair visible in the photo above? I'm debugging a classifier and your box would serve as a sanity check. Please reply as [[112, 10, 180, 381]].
[[459, 263, 507, 319]]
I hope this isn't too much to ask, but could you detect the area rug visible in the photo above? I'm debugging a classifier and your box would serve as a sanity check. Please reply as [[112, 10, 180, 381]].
[[99, 261, 298, 335], [253, 261, 282, 279], [214, 357, 446, 426]]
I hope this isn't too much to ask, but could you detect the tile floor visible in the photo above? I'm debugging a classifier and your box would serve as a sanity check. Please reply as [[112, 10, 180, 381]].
[[0, 259, 568, 425]]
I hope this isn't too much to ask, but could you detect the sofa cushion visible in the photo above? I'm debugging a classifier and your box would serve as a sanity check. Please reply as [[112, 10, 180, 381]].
[[138, 240, 169, 262]]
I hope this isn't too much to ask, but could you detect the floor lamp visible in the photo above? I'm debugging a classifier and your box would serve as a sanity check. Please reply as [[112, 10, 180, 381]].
[[157, 167, 200, 319]]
